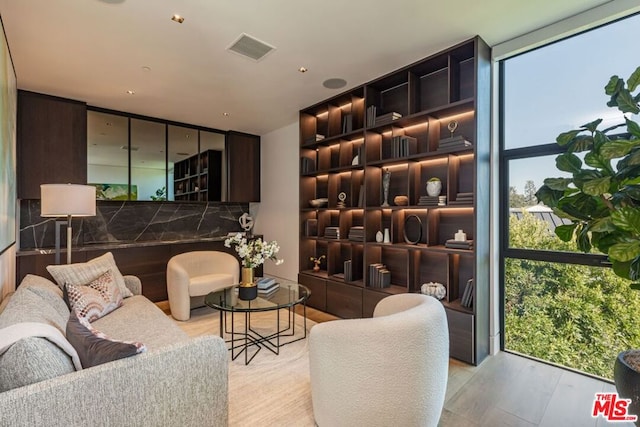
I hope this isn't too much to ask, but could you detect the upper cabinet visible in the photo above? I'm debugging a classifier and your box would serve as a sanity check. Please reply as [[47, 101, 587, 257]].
[[226, 131, 260, 202], [298, 37, 490, 365], [17, 94, 260, 202], [17, 91, 87, 199]]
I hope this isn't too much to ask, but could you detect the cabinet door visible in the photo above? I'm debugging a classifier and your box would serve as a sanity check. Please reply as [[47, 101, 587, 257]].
[[18, 91, 87, 199], [326, 280, 362, 318], [446, 308, 475, 364], [298, 273, 327, 311], [226, 131, 260, 202]]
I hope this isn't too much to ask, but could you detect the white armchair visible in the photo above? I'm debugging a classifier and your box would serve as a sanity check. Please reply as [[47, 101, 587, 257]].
[[166, 251, 239, 321], [309, 293, 449, 427]]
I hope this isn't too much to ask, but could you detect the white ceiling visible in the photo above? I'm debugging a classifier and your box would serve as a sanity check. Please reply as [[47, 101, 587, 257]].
[[0, 0, 612, 136]]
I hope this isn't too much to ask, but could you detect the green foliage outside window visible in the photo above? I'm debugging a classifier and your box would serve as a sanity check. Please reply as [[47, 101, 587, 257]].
[[505, 211, 640, 379]]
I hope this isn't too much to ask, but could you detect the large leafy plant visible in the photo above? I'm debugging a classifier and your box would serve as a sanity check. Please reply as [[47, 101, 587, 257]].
[[536, 66, 640, 285]]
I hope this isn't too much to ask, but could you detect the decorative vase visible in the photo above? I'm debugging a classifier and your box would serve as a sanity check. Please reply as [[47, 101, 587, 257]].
[[426, 179, 442, 197], [376, 230, 383, 243], [239, 267, 258, 300], [313, 264, 320, 272], [383, 228, 391, 243], [614, 350, 640, 426]]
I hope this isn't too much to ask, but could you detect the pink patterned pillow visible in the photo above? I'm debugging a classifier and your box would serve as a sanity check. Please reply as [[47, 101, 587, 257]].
[[64, 270, 123, 322]]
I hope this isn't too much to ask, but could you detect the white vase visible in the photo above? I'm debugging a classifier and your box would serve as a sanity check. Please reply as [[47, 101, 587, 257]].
[[383, 228, 390, 243], [375, 230, 383, 243], [426, 180, 442, 197]]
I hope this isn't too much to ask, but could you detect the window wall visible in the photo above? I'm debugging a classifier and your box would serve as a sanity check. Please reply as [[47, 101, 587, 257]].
[[500, 13, 640, 379]]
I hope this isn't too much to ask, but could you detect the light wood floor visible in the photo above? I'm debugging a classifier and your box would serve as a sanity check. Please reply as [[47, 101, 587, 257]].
[[159, 301, 629, 427]]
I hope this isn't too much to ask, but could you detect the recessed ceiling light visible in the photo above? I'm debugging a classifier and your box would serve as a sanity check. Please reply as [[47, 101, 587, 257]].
[[323, 78, 347, 89], [223, 112, 230, 117], [298, 67, 308, 73], [171, 14, 185, 23], [126, 90, 135, 95], [106, 122, 112, 126], [142, 66, 151, 72]]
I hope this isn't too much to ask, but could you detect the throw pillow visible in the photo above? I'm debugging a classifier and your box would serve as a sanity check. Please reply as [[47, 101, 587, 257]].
[[66, 311, 146, 368], [64, 270, 123, 322], [47, 252, 133, 298]]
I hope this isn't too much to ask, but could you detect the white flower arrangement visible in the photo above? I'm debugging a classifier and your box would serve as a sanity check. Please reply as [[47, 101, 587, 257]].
[[224, 233, 283, 268]]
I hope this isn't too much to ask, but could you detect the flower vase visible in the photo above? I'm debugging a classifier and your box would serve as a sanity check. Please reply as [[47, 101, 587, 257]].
[[239, 267, 258, 300], [313, 264, 320, 272]]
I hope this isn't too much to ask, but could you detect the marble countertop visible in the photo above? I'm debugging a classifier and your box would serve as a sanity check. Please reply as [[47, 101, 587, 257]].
[[16, 236, 234, 256]]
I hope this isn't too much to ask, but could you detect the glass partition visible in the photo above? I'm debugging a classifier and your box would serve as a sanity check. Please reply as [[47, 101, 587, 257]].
[[131, 119, 166, 201], [168, 125, 199, 201], [87, 111, 129, 200], [87, 108, 226, 202]]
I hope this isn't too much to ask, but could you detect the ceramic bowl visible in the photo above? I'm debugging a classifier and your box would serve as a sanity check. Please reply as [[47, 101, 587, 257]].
[[309, 198, 328, 208]]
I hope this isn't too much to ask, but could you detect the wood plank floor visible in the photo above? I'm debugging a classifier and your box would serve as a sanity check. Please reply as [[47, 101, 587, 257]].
[[159, 301, 631, 427]]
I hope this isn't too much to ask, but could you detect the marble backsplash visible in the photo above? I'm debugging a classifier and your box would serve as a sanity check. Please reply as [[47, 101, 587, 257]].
[[19, 200, 249, 250]]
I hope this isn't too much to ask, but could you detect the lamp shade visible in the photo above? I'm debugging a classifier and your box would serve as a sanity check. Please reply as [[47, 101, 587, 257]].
[[40, 184, 96, 217]]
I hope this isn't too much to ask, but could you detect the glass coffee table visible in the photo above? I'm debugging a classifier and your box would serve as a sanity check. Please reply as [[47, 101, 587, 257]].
[[204, 280, 310, 365]]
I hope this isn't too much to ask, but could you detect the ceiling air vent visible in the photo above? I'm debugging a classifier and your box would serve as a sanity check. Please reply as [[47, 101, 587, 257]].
[[227, 33, 276, 61]]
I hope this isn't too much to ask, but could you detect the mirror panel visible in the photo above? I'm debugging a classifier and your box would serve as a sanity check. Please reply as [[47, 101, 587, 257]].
[[87, 111, 130, 200], [131, 119, 166, 201], [88, 109, 226, 202], [200, 131, 226, 201]]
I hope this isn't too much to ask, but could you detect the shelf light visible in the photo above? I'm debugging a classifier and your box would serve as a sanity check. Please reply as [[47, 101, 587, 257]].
[[403, 122, 429, 133], [339, 102, 353, 109], [439, 111, 475, 123], [457, 153, 475, 161], [316, 111, 329, 118]]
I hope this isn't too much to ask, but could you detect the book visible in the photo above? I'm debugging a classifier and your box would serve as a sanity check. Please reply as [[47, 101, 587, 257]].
[[256, 277, 276, 290]]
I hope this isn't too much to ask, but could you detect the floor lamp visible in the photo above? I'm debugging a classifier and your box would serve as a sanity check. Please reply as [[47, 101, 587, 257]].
[[40, 184, 96, 265]]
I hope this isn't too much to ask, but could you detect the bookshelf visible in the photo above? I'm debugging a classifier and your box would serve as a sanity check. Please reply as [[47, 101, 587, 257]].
[[298, 36, 490, 365]]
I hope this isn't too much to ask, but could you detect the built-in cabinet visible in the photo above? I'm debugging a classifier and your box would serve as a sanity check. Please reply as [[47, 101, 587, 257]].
[[298, 37, 490, 365], [174, 150, 223, 201], [226, 131, 261, 203], [17, 91, 88, 199], [17, 91, 260, 202]]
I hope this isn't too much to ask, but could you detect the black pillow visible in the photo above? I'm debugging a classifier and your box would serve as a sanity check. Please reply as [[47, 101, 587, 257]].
[[66, 311, 146, 368]]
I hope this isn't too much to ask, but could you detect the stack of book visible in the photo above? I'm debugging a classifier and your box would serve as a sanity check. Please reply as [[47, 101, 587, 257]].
[[343, 260, 352, 282], [368, 263, 391, 288], [445, 239, 474, 250], [342, 113, 353, 134], [257, 277, 279, 296], [461, 279, 474, 308], [437, 136, 472, 151], [300, 157, 315, 174], [348, 226, 364, 242], [418, 196, 439, 206], [449, 192, 474, 205], [375, 111, 402, 126], [390, 135, 417, 158], [366, 105, 377, 127], [324, 227, 340, 239]]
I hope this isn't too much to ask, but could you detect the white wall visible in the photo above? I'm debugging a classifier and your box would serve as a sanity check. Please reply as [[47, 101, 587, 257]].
[[254, 122, 299, 281]]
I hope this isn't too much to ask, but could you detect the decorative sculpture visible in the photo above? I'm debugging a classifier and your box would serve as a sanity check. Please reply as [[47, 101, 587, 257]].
[[381, 168, 391, 207]]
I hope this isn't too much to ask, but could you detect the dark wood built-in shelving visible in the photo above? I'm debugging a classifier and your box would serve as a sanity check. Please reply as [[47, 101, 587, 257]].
[[298, 36, 490, 365]]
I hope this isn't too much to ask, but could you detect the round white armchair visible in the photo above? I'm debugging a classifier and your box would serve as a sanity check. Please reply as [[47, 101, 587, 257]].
[[309, 293, 449, 427], [166, 251, 239, 321]]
